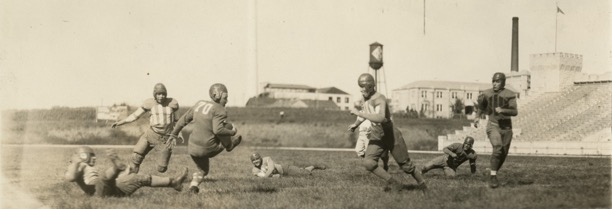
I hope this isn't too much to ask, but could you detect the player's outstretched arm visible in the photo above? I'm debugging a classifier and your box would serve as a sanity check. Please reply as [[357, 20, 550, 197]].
[[263, 158, 275, 178], [469, 159, 477, 174], [443, 146, 458, 158], [170, 105, 196, 137], [497, 96, 518, 116], [351, 103, 386, 123], [65, 155, 85, 182], [212, 109, 236, 136], [111, 107, 146, 128]]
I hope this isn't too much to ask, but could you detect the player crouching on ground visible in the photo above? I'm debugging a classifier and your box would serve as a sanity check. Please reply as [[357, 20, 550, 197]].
[[64, 146, 188, 197], [250, 152, 326, 178], [420, 136, 477, 177]]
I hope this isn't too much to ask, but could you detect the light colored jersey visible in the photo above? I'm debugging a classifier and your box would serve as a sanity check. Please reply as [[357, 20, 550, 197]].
[[252, 157, 283, 177], [360, 92, 389, 140], [126, 98, 179, 134], [142, 98, 179, 133], [83, 165, 99, 185]]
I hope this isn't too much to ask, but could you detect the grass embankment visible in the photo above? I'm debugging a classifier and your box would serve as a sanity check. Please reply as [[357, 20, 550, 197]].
[[2, 107, 470, 150]]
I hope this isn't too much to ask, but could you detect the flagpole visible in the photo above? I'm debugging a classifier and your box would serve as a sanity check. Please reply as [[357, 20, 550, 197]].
[[423, 0, 426, 35], [555, 2, 558, 52]]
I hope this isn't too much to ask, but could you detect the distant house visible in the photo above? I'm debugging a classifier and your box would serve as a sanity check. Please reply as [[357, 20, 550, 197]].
[[252, 83, 352, 110], [96, 105, 129, 122]]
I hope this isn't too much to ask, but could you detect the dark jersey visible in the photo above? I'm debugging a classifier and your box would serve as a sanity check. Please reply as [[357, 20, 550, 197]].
[[477, 88, 517, 128], [443, 143, 477, 169], [173, 100, 235, 149]]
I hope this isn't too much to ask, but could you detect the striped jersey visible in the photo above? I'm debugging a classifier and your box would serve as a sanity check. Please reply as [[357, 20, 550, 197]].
[[141, 98, 179, 134]]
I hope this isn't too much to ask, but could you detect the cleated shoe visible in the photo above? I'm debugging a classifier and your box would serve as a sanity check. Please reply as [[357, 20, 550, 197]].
[[489, 175, 499, 188], [188, 186, 200, 194], [157, 165, 168, 173], [172, 167, 189, 191], [225, 135, 242, 152]]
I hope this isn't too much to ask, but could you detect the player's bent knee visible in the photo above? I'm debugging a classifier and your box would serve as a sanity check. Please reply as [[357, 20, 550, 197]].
[[399, 161, 416, 174], [131, 152, 145, 165], [363, 159, 378, 171], [491, 145, 503, 154]]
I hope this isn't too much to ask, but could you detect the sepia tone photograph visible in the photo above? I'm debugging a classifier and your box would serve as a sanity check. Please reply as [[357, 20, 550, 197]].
[[1, 0, 610, 208]]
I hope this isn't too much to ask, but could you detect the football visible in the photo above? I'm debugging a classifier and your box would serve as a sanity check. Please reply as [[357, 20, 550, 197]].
[[224, 121, 234, 130]]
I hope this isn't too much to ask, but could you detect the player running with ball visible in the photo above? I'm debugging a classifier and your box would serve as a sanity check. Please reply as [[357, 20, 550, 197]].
[[349, 73, 426, 191], [474, 72, 518, 188], [168, 83, 242, 194]]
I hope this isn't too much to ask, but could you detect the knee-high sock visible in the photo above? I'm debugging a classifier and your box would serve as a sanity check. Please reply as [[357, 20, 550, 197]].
[[150, 176, 171, 187], [190, 172, 204, 187]]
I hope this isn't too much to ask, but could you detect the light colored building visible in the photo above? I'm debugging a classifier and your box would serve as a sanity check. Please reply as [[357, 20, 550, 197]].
[[530, 52, 583, 93], [260, 83, 352, 110], [506, 70, 531, 97], [391, 81, 490, 118]]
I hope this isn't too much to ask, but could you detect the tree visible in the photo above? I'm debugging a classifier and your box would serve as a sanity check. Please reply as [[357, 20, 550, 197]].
[[451, 98, 465, 119]]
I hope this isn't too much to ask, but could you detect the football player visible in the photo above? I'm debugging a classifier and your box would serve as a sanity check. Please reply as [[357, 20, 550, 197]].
[[349, 73, 426, 191], [420, 136, 477, 177], [348, 100, 390, 171], [474, 72, 518, 188], [64, 146, 188, 197], [111, 83, 179, 174], [168, 83, 242, 194], [249, 152, 326, 178]]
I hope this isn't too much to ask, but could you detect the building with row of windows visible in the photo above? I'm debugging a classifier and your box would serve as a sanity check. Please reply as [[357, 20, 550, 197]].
[[390, 80, 491, 118], [390, 52, 607, 118], [252, 83, 353, 110]]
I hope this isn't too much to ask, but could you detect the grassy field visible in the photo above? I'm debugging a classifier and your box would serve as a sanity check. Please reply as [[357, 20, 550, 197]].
[[1, 107, 469, 150], [1, 145, 610, 209]]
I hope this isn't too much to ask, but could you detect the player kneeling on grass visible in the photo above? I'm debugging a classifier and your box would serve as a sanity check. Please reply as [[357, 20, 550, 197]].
[[168, 83, 242, 194], [250, 152, 326, 178], [420, 136, 477, 177], [64, 146, 188, 197]]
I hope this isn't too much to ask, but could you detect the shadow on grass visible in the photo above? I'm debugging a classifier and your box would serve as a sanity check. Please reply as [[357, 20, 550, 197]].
[[383, 183, 427, 192], [246, 185, 278, 193], [207, 185, 278, 194]]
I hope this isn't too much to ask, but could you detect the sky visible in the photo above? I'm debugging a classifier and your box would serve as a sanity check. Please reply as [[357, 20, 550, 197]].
[[0, 0, 610, 110]]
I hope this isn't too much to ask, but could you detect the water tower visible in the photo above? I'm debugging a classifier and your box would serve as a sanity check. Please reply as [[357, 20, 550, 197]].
[[368, 42, 388, 95]]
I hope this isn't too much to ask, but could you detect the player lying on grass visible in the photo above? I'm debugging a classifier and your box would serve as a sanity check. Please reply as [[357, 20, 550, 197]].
[[64, 146, 188, 197], [250, 152, 326, 178], [420, 136, 477, 177]]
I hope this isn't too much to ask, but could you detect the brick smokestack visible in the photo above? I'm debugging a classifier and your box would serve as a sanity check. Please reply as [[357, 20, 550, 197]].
[[511, 17, 519, 72]]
